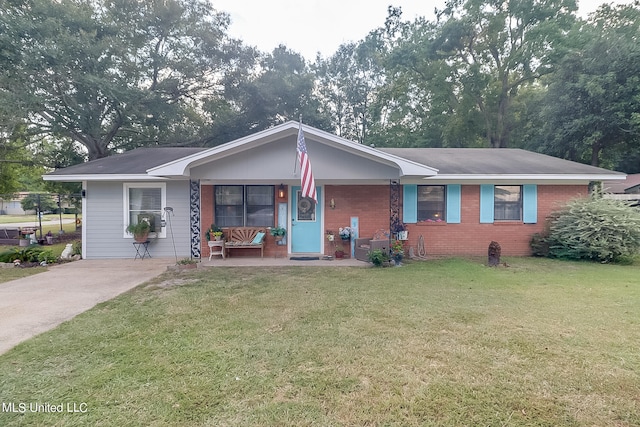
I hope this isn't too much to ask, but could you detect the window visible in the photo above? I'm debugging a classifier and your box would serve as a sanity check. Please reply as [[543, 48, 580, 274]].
[[494, 186, 522, 221], [123, 183, 166, 237], [215, 185, 274, 227], [417, 185, 445, 222]]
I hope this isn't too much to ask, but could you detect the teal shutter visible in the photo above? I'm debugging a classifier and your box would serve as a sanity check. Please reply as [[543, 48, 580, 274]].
[[522, 184, 538, 223], [403, 184, 418, 223], [479, 184, 494, 223], [446, 185, 461, 223]]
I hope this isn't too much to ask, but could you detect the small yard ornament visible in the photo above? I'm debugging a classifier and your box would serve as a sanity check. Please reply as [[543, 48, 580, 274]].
[[61, 243, 74, 259], [488, 241, 501, 267]]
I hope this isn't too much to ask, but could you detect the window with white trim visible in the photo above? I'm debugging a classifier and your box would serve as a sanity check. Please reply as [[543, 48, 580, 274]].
[[494, 185, 522, 221], [123, 183, 166, 237]]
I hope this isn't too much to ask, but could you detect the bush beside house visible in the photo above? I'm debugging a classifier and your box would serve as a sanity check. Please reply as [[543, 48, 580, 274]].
[[531, 196, 640, 263]]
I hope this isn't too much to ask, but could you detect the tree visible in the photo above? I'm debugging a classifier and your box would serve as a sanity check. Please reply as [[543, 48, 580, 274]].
[[535, 2, 640, 168], [315, 35, 386, 144], [378, 0, 577, 148], [20, 193, 57, 214], [0, 121, 31, 196], [217, 45, 329, 141], [1, 0, 256, 160]]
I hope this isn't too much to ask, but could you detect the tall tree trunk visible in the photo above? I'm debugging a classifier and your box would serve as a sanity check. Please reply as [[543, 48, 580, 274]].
[[591, 141, 602, 167]]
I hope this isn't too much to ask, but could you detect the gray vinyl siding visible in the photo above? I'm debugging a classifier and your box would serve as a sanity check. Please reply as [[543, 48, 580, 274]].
[[84, 180, 192, 259], [190, 136, 399, 182]]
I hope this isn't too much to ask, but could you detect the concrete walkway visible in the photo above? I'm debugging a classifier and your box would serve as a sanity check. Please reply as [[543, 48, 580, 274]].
[[0, 258, 172, 355]]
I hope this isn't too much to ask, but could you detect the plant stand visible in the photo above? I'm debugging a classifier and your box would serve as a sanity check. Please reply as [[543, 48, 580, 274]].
[[208, 239, 225, 260], [132, 240, 151, 260]]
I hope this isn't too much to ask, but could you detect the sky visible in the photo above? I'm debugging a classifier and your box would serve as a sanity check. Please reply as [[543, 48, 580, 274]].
[[212, 0, 632, 60]]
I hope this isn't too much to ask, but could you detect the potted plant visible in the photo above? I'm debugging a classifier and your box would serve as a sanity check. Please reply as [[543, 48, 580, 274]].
[[270, 226, 286, 241], [206, 224, 224, 241], [326, 230, 335, 242], [334, 244, 345, 259], [338, 227, 352, 240], [126, 221, 151, 242], [367, 249, 390, 267], [391, 240, 404, 265], [392, 221, 408, 240]]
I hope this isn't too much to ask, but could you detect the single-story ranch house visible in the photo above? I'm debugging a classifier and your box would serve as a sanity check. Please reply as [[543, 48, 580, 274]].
[[44, 121, 625, 260]]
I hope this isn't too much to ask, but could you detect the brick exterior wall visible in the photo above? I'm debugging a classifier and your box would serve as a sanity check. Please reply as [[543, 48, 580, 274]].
[[324, 185, 391, 257], [200, 184, 288, 258], [201, 183, 589, 258], [324, 184, 589, 257], [407, 184, 588, 256]]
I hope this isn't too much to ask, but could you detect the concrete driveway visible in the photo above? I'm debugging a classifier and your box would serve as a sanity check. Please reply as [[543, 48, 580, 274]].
[[0, 258, 172, 355]]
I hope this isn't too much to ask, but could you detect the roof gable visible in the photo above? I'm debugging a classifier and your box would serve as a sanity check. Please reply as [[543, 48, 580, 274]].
[[146, 122, 437, 178]]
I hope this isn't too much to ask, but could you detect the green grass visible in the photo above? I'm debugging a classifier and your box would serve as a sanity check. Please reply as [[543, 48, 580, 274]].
[[0, 266, 48, 282], [0, 213, 78, 224], [1, 258, 639, 426]]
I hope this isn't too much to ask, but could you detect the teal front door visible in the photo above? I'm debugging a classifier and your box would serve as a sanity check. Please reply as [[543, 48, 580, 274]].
[[291, 186, 322, 253]]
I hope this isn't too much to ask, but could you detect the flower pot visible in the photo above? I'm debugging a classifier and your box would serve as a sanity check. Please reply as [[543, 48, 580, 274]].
[[46, 236, 53, 245], [335, 250, 345, 259], [397, 231, 408, 241], [134, 233, 149, 243], [19, 239, 29, 247]]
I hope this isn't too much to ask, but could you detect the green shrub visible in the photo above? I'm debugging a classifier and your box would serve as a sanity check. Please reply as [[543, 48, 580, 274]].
[[37, 249, 57, 264], [0, 249, 20, 263], [542, 196, 640, 263], [530, 232, 550, 257], [0, 246, 58, 263], [367, 249, 390, 267]]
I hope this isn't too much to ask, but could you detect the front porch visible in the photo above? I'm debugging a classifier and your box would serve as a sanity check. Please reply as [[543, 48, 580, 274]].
[[198, 256, 368, 268]]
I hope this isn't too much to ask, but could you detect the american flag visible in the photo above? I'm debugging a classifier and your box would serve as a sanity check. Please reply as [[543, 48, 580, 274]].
[[297, 124, 317, 203]]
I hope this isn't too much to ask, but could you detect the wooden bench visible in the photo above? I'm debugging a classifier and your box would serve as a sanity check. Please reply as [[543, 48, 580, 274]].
[[223, 227, 267, 258]]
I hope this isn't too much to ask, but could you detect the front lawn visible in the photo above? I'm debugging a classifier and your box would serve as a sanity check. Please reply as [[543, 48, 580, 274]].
[[0, 258, 638, 426]]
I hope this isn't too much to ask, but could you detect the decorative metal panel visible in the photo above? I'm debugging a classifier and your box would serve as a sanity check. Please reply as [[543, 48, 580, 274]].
[[390, 180, 401, 233], [190, 180, 201, 258]]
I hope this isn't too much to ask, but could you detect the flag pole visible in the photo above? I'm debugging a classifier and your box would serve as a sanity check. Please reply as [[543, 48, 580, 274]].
[[293, 115, 302, 174]]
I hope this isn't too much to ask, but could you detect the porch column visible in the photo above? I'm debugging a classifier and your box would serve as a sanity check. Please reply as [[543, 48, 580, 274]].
[[190, 179, 201, 258]]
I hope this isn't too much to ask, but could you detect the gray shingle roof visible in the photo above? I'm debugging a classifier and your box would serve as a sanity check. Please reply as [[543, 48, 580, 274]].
[[603, 174, 640, 193], [46, 146, 623, 179], [47, 147, 206, 175], [379, 148, 622, 176]]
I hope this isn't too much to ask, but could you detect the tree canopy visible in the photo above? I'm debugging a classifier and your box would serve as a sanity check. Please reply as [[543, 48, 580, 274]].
[[1, 0, 639, 176], [1, 0, 255, 160], [534, 2, 640, 168]]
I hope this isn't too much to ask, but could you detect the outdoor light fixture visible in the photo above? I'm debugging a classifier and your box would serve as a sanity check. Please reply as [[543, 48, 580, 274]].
[[330, 198, 336, 209], [278, 184, 285, 199]]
